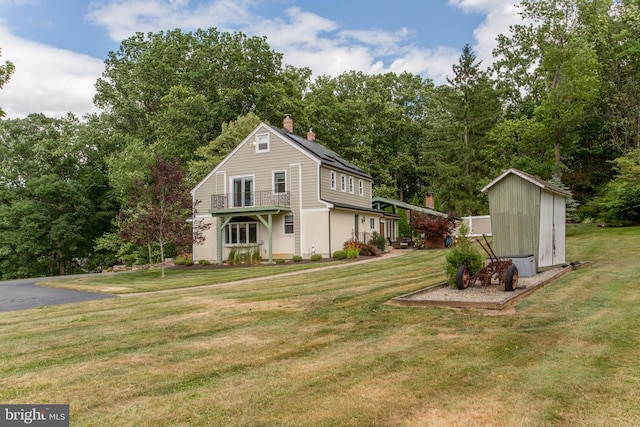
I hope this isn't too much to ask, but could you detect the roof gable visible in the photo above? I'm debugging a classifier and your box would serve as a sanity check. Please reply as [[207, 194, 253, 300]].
[[191, 122, 370, 195], [481, 168, 571, 197]]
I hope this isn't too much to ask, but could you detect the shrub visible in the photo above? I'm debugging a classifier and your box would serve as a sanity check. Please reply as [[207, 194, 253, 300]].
[[174, 256, 187, 266], [369, 232, 387, 252], [292, 255, 303, 262], [343, 240, 379, 257], [412, 212, 457, 241], [310, 254, 323, 261], [227, 246, 262, 266], [444, 224, 483, 286], [275, 258, 285, 264], [332, 250, 347, 260], [198, 259, 211, 266], [358, 243, 379, 257], [185, 259, 194, 266]]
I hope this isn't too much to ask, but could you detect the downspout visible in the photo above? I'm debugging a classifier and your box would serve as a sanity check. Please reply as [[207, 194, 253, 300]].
[[328, 208, 332, 257]]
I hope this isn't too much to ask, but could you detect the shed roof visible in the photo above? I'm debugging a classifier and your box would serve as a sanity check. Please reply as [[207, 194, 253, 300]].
[[481, 168, 572, 197]]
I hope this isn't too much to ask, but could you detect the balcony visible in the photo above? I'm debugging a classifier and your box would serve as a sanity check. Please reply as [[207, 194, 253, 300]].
[[211, 191, 290, 212]]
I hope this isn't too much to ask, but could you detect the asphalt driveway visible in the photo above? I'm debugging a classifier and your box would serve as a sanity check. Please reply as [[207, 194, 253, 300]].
[[0, 276, 115, 312]]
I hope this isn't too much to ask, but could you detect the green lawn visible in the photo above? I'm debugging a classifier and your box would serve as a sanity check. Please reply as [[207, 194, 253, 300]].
[[1, 224, 639, 426]]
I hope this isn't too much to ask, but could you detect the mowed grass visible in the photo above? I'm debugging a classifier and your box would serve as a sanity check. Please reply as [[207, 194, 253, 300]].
[[1, 224, 639, 426], [38, 261, 355, 294]]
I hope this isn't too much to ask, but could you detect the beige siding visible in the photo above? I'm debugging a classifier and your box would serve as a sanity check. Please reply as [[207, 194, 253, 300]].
[[319, 166, 372, 208], [194, 126, 325, 211], [193, 123, 379, 262], [330, 210, 356, 254], [301, 210, 330, 257], [193, 216, 217, 262]]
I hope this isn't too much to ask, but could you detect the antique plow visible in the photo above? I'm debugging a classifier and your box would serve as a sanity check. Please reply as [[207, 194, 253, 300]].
[[456, 235, 519, 292]]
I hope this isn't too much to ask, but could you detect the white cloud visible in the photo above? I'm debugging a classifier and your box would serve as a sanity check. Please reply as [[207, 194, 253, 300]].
[[0, 0, 524, 118], [0, 26, 103, 119], [449, 0, 521, 71], [86, 0, 252, 42]]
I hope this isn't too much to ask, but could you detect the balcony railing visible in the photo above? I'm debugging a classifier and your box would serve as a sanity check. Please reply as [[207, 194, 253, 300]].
[[211, 191, 290, 210]]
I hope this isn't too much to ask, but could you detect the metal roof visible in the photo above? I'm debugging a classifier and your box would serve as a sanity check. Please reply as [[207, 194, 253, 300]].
[[372, 197, 450, 218], [270, 126, 371, 179], [481, 168, 572, 197]]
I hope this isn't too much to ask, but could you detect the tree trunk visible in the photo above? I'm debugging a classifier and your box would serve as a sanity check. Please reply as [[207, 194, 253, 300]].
[[159, 236, 165, 278], [58, 249, 66, 276]]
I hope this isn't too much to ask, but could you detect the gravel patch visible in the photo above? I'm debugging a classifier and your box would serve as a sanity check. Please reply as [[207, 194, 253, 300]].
[[390, 263, 586, 310]]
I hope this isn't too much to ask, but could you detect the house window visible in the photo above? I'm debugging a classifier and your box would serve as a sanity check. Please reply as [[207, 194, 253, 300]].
[[370, 217, 375, 229], [284, 214, 294, 234], [341, 174, 346, 192], [330, 171, 336, 190], [274, 171, 286, 193], [256, 133, 269, 152], [359, 180, 364, 196], [349, 176, 354, 193], [232, 176, 254, 207], [225, 223, 258, 245]]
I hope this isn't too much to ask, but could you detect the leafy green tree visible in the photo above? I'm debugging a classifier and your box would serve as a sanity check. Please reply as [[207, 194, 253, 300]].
[[595, 149, 640, 224], [0, 48, 14, 119], [493, 0, 600, 179], [0, 114, 115, 278], [95, 28, 306, 144], [427, 45, 501, 215], [303, 71, 436, 201], [187, 112, 261, 185]]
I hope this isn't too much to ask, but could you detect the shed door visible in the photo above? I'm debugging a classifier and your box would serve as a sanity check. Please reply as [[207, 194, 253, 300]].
[[553, 194, 566, 265], [538, 191, 566, 268], [538, 191, 554, 268]]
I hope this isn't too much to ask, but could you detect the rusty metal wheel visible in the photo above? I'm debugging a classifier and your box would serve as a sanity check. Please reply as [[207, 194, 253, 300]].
[[505, 264, 519, 291], [456, 265, 471, 290]]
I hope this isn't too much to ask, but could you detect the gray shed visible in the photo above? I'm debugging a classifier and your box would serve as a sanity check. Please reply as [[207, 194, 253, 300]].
[[481, 169, 571, 273]]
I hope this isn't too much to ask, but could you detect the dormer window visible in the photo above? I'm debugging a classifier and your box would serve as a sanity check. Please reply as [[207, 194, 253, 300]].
[[256, 133, 269, 152], [330, 171, 336, 190]]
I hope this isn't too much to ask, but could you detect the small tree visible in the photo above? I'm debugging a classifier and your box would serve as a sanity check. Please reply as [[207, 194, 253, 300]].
[[119, 156, 210, 277], [412, 212, 457, 246]]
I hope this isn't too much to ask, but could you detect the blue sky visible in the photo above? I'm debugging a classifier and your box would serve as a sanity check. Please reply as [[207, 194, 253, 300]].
[[0, 0, 521, 119]]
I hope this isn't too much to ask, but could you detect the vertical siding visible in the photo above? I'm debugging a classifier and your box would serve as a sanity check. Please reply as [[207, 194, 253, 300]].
[[289, 164, 302, 255], [489, 174, 541, 265]]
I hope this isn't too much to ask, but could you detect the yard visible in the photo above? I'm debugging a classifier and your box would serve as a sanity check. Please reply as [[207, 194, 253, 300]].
[[1, 224, 639, 426]]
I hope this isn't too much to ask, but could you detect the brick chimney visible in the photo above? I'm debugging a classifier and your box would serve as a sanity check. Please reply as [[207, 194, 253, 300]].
[[307, 128, 316, 141], [425, 192, 435, 209], [283, 114, 293, 133]]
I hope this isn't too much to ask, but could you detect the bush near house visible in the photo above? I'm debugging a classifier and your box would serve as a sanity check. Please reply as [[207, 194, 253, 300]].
[[343, 240, 380, 257], [310, 254, 323, 261], [332, 250, 347, 260]]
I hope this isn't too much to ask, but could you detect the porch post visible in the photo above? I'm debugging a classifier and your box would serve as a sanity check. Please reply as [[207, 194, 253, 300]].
[[255, 213, 274, 264], [217, 216, 232, 264]]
